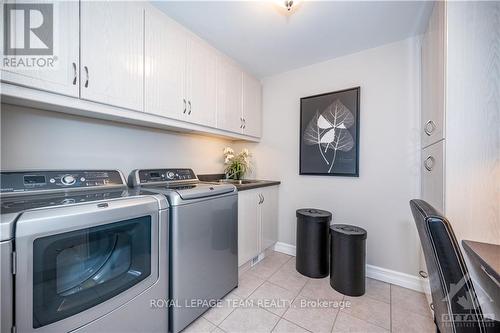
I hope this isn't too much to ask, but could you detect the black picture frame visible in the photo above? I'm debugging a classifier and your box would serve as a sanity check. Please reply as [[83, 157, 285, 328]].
[[299, 87, 360, 177]]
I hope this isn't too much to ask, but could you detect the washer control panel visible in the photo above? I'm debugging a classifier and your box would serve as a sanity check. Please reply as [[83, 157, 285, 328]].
[[0, 170, 125, 194], [135, 168, 197, 185]]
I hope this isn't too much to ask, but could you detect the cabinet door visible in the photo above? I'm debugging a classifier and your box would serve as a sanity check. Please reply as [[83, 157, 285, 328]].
[[145, 6, 186, 119], [261, 186, 279, 251], [216, 55, 243, 133], [242, 72, 262, 138], [238, 190, 260, 266], [0, 1, 79, 97], [80, 1, 143, 111], [421, 1, 446, 147], [418, 246, 434, 317], [421, 140, 445, 213], [186, 34, 216, 127]]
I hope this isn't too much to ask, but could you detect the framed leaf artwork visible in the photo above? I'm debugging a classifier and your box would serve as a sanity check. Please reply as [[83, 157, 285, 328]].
[[300, 87, 360, 176]]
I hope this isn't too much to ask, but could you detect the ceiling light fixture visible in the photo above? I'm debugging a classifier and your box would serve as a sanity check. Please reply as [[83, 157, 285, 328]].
[[284, 0, 295, 11], [274, 0, 301, 13]]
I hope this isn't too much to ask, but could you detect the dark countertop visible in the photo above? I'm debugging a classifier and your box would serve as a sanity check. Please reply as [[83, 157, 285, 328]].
[[198, 174, 281, 191], [462, 240, 500, 284]]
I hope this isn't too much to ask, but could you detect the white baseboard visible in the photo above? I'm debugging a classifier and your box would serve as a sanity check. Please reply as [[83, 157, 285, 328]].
[[273, 242, 423, 292], [274, 242, 297, 256], [366, 264, 423, 292]]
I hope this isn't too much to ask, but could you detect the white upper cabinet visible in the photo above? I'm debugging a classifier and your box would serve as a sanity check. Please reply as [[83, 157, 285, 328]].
[[80, 1, 144, 111], [1, 2, 262, 140], [145, 6, 187, 120], [421, 1, 445, 147], [0, 1, 79, 97], [242, 72, 262, 138], [185, 34, 217, 127], [216, 55, 243, 133]]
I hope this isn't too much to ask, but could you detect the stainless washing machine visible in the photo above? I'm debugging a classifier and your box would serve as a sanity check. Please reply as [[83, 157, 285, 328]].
[[0, 170, 169, 333], [129, 168, 238, 333]]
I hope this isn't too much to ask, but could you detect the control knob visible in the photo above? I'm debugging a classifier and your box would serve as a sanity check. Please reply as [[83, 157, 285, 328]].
[[61, 174, 76, 186], [166, 171, 175, 180]]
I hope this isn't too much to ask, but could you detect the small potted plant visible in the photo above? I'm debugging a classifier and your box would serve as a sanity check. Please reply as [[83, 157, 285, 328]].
[[223, 147, 251, 180]]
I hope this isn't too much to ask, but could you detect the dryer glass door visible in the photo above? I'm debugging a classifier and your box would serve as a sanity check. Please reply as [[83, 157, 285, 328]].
[[32, 216, 151, 328]]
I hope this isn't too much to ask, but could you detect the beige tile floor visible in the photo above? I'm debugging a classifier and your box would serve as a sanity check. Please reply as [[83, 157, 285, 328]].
[[182, 251, 435, 333]]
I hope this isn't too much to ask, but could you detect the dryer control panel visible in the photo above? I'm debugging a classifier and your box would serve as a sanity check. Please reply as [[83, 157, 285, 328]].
[[133, 169, 197, 185], [0, 170, 125, 194]]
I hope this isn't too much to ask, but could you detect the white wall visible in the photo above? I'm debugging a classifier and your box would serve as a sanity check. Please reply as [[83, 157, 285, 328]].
[[239, 37, 422, 275], [0, 104, 231, 177]]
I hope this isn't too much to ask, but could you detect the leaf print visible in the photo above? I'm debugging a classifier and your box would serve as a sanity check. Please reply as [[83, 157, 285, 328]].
[[317, 114, 332, 129], [303, 110, 330, 164], [320, 128, 336, 144], [321, 99, 354, 131]]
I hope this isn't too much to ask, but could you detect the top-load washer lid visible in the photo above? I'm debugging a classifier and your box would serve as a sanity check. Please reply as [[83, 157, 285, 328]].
[[128, 168, 237, 202], [173, 183, 235, 200], [0, 170, 166, 242]]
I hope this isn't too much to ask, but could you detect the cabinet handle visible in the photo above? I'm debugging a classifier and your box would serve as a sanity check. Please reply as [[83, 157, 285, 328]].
[[258, 194, 263, 204], [240, 117, 243, 129], [424, 120, 436, 136], [419, 270, 428, 279], [424, 156, 435, 171], [84, 66, 89, 88], [183, 99, 187, 114], [188, 101, 192, 115], [261, 194, 264, 204], [72, 62, 77, 85]]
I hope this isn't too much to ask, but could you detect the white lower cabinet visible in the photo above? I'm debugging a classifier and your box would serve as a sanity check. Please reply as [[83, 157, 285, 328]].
[[238, 189, 260, 266], [261, 186, 279, 250], [238, 186, 279, 266]]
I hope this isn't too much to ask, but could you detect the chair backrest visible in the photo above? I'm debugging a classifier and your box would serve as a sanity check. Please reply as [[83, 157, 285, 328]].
[[410, 199, 486, 333]]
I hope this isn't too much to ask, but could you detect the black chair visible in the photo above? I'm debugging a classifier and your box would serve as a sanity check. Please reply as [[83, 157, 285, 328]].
[[410, 199, 496, 333]]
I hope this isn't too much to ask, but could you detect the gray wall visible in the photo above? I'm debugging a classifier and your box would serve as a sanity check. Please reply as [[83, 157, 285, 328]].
[[1, 104, 232, 177], [238, 37, 422, 275]]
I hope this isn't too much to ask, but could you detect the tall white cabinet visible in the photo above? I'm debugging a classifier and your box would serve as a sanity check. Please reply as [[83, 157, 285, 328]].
[[80, 1, 144, 111], [420, 1, 446, 214], [419, 0, 500, 314]]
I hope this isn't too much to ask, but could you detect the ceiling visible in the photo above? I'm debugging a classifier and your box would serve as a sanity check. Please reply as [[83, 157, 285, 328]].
[[154, 1, 433, 78]]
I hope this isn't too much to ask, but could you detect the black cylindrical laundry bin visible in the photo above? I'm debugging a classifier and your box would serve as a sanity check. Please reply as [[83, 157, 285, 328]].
[[296, 208, 332, 278], [330, 224, 367, 296]]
